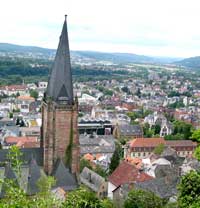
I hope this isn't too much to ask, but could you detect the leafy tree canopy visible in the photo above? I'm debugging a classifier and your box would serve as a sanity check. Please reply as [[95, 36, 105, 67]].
[[124, 189, 164, 208], [63, 187, 114, 208], [191, 129, 200, 142], [109, 142, 123, 174], [153, 143, 165, 155], [29, 89, 39, 99], [178, 170, 200, 208], [193, 146, 200, 161]]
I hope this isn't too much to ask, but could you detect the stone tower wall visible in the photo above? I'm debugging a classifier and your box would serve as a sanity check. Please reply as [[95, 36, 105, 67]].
[[42, 100, 79, 175]]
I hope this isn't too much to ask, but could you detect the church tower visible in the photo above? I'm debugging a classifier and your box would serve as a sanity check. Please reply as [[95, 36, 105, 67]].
[[42, 16, 79, 175]]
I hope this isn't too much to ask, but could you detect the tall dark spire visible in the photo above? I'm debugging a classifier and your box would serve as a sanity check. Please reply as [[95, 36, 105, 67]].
[[46, 15, 73, 104]]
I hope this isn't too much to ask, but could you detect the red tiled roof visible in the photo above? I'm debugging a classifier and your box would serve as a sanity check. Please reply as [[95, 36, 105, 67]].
[[83, 153, 94, 161], [5, 136, 37, 144], [17, 95, 35, 101], [20, 141, 40, 148], [166, 140, 197, 147], [5, 136, 38, 148], [129, 138, 165, 148], [125, 157, 142, 169], [108, 161, 153, 187], [0, 85, 27, 91], [95, 153, 103, 160]]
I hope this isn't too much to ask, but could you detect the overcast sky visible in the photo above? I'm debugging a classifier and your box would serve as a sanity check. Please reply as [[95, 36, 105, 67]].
[[0, 0, 200, 57]]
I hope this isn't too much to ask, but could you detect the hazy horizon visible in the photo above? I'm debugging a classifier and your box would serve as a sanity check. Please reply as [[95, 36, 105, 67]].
[[1, 0, 200, 58]]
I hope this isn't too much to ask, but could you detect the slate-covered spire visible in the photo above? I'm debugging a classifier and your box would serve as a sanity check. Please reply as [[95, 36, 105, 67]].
[[46, 15, 73, 104]]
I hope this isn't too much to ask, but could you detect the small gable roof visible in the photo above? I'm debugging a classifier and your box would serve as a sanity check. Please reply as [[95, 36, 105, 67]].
[[80, 167, 105, 192], [119, 124, 143, 136], [108, 161, 152, 187], [27, 158, 45, 195], [129, 138, 165, 148], [52, 159, 78, 191]]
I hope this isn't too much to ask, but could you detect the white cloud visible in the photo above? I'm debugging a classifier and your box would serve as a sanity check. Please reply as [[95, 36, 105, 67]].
[[0, 0, 200, 57]]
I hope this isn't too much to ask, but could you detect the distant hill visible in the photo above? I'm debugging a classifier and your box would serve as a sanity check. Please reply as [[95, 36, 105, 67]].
[[73, 51, 155, 63], [0, 43, 182, 64], [72, 51, 182, 64], [175, 56, 200, 69], [0, 43, 55, 54]]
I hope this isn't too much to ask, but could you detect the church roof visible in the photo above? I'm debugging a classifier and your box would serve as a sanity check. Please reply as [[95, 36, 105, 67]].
[[27, 158, 45, 195], [1, 164, 18, 197], [0, 157, 78, 197], [46, 15, 73, 104], [0, 148, 44, 167], [52, 159, 78, 191]]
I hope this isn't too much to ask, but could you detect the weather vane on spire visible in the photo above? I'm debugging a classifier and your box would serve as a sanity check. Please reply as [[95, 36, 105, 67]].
[[65, 14, 67, 21]]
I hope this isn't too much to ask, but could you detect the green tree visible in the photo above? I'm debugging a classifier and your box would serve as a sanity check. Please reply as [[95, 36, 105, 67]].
[[100, 198, 115, 208], [163, 202, 178, 208], [63, 187, 102, 208], [80, 158, 93, 172], [168, 101, 184, 109], [95, 164, 107, 178], [136, 88, 141, 97], [191, 129, 200, 142], [154, 124, 161, 135], [172, 120, 193, 139], [34, 175, 60, 208], [178, 170, 200, 208], [121, 86, 130, 94], [0, 180, 29, 208], [127, 112, 137, 121], [153, 143, 165, 155], [143, 123, 154, 138], [189, 201, 200, 208], [30, 89, 38, 99], [124, 189, 164, 208], [194, 146, 200, 161], [109, 143, 123, 174], [168, 91, 180, 97], [37, 175, 56, 196], [109, 149, 120, 174], [104, 89, 113, 96], [7, 145, 23, 177], [165, 133, 184, 140], [9, 112, 13, 118]]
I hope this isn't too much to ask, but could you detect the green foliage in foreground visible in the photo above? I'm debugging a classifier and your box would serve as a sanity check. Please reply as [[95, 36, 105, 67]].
[[63, 187, 114, 208], [124, 189, 164, 208], [191, 129, 200, 142], [193, 146, 200, 161], [178, 170, 200, 208], [0, 146, 114, 208], [63, 187, 102, 208], [0, 146, 62, 208]]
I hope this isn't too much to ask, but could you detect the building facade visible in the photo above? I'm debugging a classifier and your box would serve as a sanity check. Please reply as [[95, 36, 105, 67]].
[[124, 138, 197, 159]]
